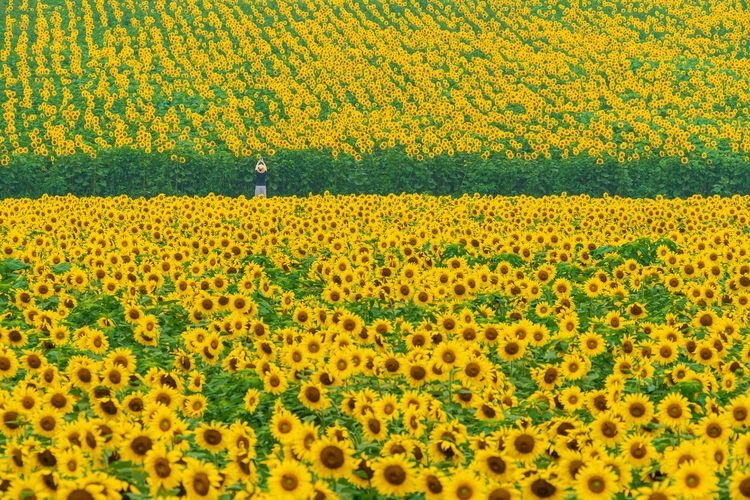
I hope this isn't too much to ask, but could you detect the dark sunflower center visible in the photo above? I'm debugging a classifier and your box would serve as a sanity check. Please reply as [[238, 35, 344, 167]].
[[305, 386, 321, 402], [410, 366, 426, 380], [739, 477, 750, 497], [588, 477, 606, 493], [631, 443, 647, 459], [131, 436, 153, 456], [155, 459, 172, 478], [514, 435, 535, 454], [40, 416, 56, 431], [68, 490, 95, 500], [204, 430, 222, 445], [629, 403, 645, 417], [531, 478, 556, 498], [426, 475, 442, 494], [368, 419, 381, 434], [321, 445, 345, 469], [281, 474, 298, 491], [601, 421, 618, 438], [668, 404, 682, 418], [707, 424, 722, 438], [465, 362, 480, 377], [193, 472, 210, 495], [487, 455, 506, 474], [685, 473, 700, 488], [4, 411, 20, 429], [384, 465, 406, 485]]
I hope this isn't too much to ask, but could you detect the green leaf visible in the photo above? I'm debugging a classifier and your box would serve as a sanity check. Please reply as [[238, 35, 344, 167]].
[[0, 259, 27, 273], [52, 262, 72, 274]]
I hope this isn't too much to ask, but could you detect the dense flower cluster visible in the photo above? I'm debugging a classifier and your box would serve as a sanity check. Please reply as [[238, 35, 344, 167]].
[[0, 193, 749, 498], [1, 0, 750, 166]]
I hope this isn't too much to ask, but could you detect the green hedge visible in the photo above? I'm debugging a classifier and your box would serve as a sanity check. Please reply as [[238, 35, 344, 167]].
[[1, 149, 749, 198]]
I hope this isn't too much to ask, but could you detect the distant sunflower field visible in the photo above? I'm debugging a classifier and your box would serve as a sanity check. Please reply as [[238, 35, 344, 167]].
[[2, 0, 750, 169], [0, 193, 750, 498]]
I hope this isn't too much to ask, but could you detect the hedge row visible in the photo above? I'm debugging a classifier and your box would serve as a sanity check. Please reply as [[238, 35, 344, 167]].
[[1, 149, 749, 198]]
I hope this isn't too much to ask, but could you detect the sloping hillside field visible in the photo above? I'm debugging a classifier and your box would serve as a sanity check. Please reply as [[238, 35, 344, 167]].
[[1, 0, 749, 165], [1, 194, 750, 497]]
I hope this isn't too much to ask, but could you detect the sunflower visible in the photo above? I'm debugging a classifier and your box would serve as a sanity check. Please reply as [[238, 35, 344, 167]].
[[298, 382, 331, 411], [58, 446, 88, 477], [661, 440, 709, 475], [32, 409, 61, 438], [19, 348, 45, 373], [730, 469, 750, 500], [371, 455, 416, 496], [14, 385, 40, 413], [579, 331, 606, 356], [621, 432, 656, 468], [626, 302, 647, 319], [104, 347, 137, 373], [443, 468, 486, 499], [434, 341, 465, 370], [360, 414, 388, 442], [0, 348, 19, 380], [225, 446, 257, 486], [603, 311, 627, 330], [574, 461, 618, 499], [673, 462, 717, 499], [121, 427, 156, 464], [657, 392, 692, 430], [497, 337, 526, 362], [472, 449, 515, 482], [55, 472, 128, 500], [733, 434, 750, 465], [693, 413, 732, 443], [522, 470, 563, 500], [244, 388, 261, 414], [618, 393, 654, 427], [590, 412, 625, 447], [533, 365, 563, 391], [291, 421, 319, 462], [182, 457, 222, 499], [195, 422, 228, 453], [558, 386, 585, 413], [183, 394, 208, 418], [309, 436, 355, 479], [122, 392, 146, 416], [506, 427, 544, 464], [148, 405, 182, 439], [146, 386, 182, 410], [144, 443, 183, 496], [557, 312, 579, 338], [560, 353, 589, 380], [49, 325, 71, 347], [270, 406, 301, 444], [266, 459, 314, 499], [654, 340, 679, 364], [404, 360, 430, 387], [262, 367, 289, 395], [302, 333, 326, 359], [0, 403, 26, 438], [558, 450, 587, 485], [100, 365, 129, 391], [375, 394, 400, 421]]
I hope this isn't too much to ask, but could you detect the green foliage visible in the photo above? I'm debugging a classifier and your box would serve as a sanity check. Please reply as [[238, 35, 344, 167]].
[[1, 149, 750, 198]]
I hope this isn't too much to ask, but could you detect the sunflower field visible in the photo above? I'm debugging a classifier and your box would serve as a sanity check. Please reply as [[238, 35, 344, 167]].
[[2, 0, 750, 190], [0, 193, 748, 499]]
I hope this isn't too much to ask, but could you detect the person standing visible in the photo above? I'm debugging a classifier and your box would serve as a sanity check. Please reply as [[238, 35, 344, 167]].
[[254, 157, 268, 197]]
